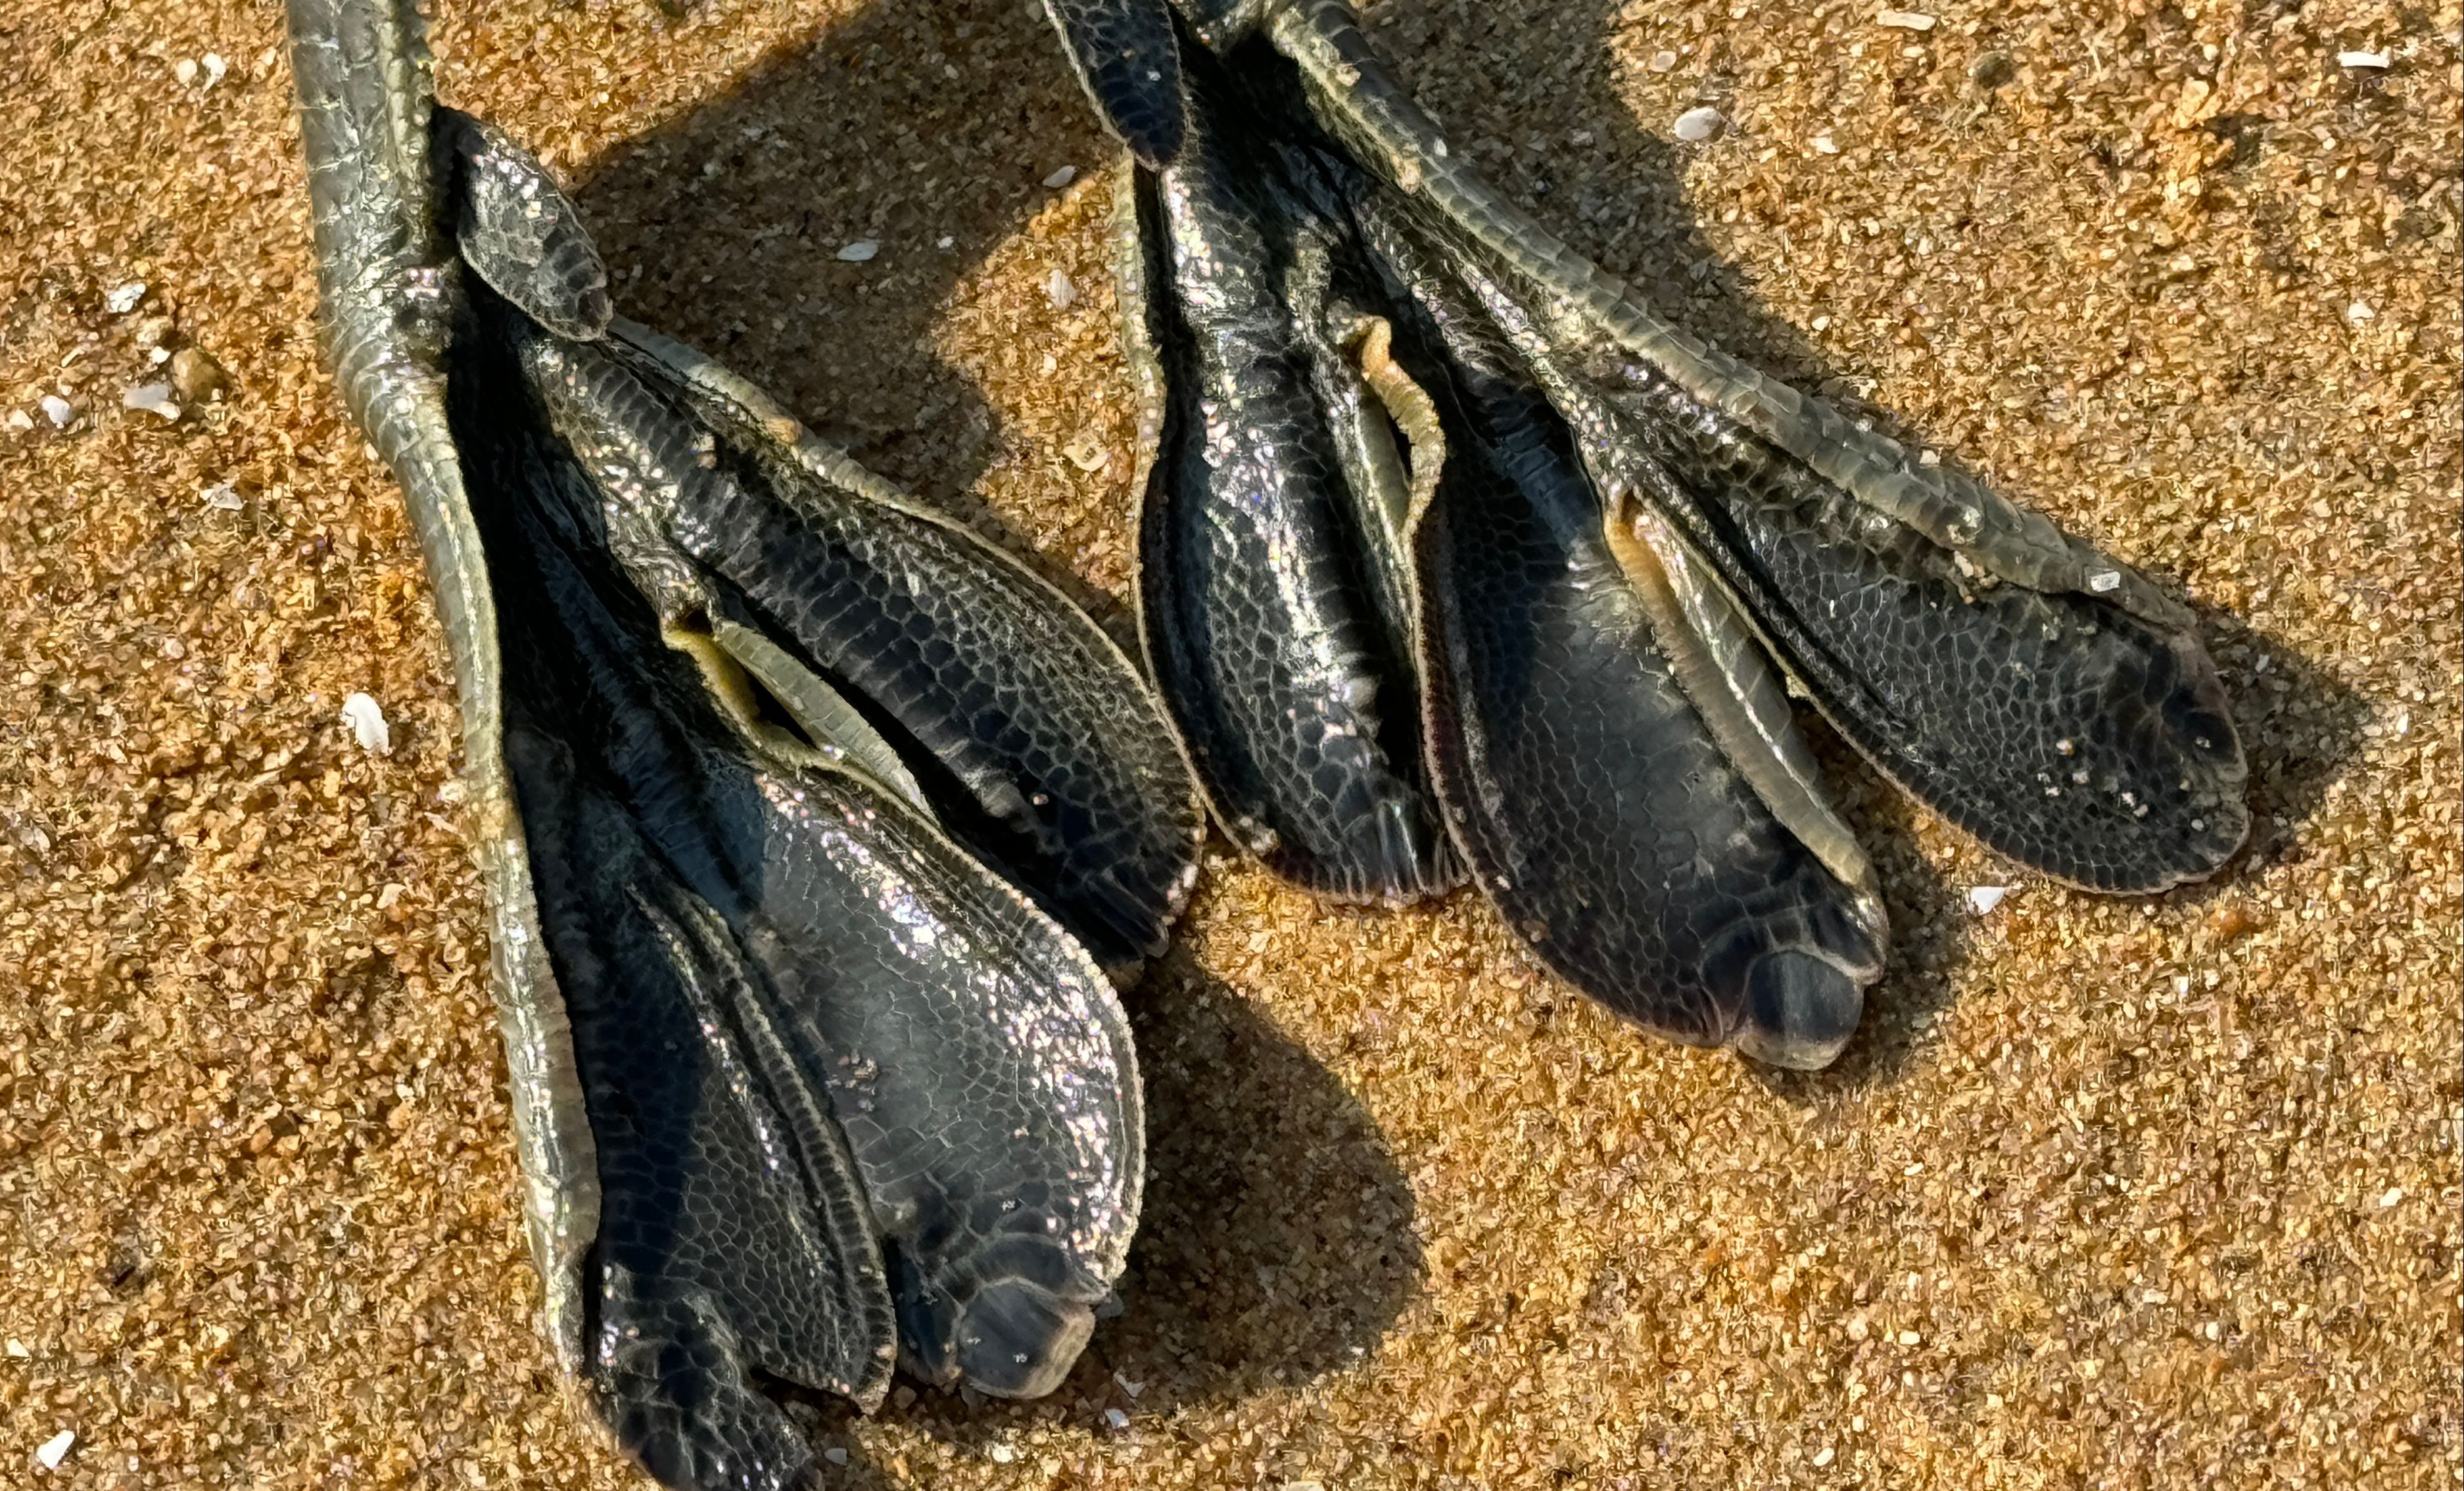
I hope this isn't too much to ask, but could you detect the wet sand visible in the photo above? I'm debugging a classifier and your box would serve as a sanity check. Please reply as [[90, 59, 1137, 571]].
[[1, 0, 2456, 1486]]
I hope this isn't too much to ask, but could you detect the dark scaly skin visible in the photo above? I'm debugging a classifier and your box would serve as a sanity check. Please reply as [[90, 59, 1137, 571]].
[[465, 344, 897, 1479], [501, 320, 1202, 972], [1495, 309, 2248, 892], [1132, 40, 1453, 903], [1042, 0, 1185, 167], [1359, 199, 1884, 1066], [290, 0, 1167, 1481], [504, 317, 1146, 1405]]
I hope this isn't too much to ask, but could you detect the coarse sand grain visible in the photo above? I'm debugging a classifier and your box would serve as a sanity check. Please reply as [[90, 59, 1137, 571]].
[[1, 1, 2456, 1487]]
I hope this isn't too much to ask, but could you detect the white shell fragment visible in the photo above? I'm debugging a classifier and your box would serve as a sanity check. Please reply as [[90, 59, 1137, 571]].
[[34, 1429, 74, 1470], [39, 395, 73, 427], [122, 382, 181, 420], [105, 280, 148, 313], [1045, 268, 1078, 309], [1878, 10, 1937, 31], [836, 239, 879, 262], [201, 481, 243, 510], [1966, 884, 2014, 915], [2087, 569, 2123, 593], [1672, 106, 1724, 143], [1043, 164, 1078, 189], [342, 692, 392, 755], [2337, 49, 2391, 69]]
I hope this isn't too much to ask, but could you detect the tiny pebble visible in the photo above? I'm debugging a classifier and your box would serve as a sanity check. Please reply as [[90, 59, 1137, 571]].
[[174, 58, 197, 85], [2346, 300, 2375, 323], [5, 410, 31, 431], [170, 345, 231, 402], [201, 52, 227, 88], [1672, 106, 1723, 143], [1897, 1330, 1922, 1346], [1812, 1446, 1837, 1468], [4, 1338, 27, 1358], [2379, 1187, 2404, 1208], [122, 382, 181, 421], [2087, 569, 2122, 592], [149, 346, 172, 365], [987, 1444, 1016, 1464], [105, 280, 147, 314], [936, 234, 955, 249], [202, 481, 243, 511], [2336, 49, 2390, 68], [35, 1429, 74, 1470], [342, 692, 392, 755], [1918, 448, 1941, 467], [1103, 1407, 1131, 1431], [1045, 268, 1078, 308], [1812, 131, 1839, 154], [1648, 49, 1678, 72], [1966, 885, 2013, 914], [820, 1447, 849, 1466], [836, 239, 879, 262], [1043, 164, 1078, 189], [1878, 9, 1937, 30]]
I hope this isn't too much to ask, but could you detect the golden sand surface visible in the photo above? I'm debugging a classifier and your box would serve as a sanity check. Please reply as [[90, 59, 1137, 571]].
[[1, 0, 2457, 1486]]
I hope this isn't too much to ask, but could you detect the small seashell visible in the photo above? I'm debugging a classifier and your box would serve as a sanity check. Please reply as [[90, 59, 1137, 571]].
[[1672, 106, 1723, 143]]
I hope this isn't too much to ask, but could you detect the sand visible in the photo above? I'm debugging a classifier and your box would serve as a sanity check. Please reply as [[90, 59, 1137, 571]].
[[0, 0, 2455, 1486]]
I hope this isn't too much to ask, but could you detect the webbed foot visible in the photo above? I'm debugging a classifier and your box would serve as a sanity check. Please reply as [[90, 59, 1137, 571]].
[[1093, 1, 2247, 1064], [289, 0, 1196, 1481]]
